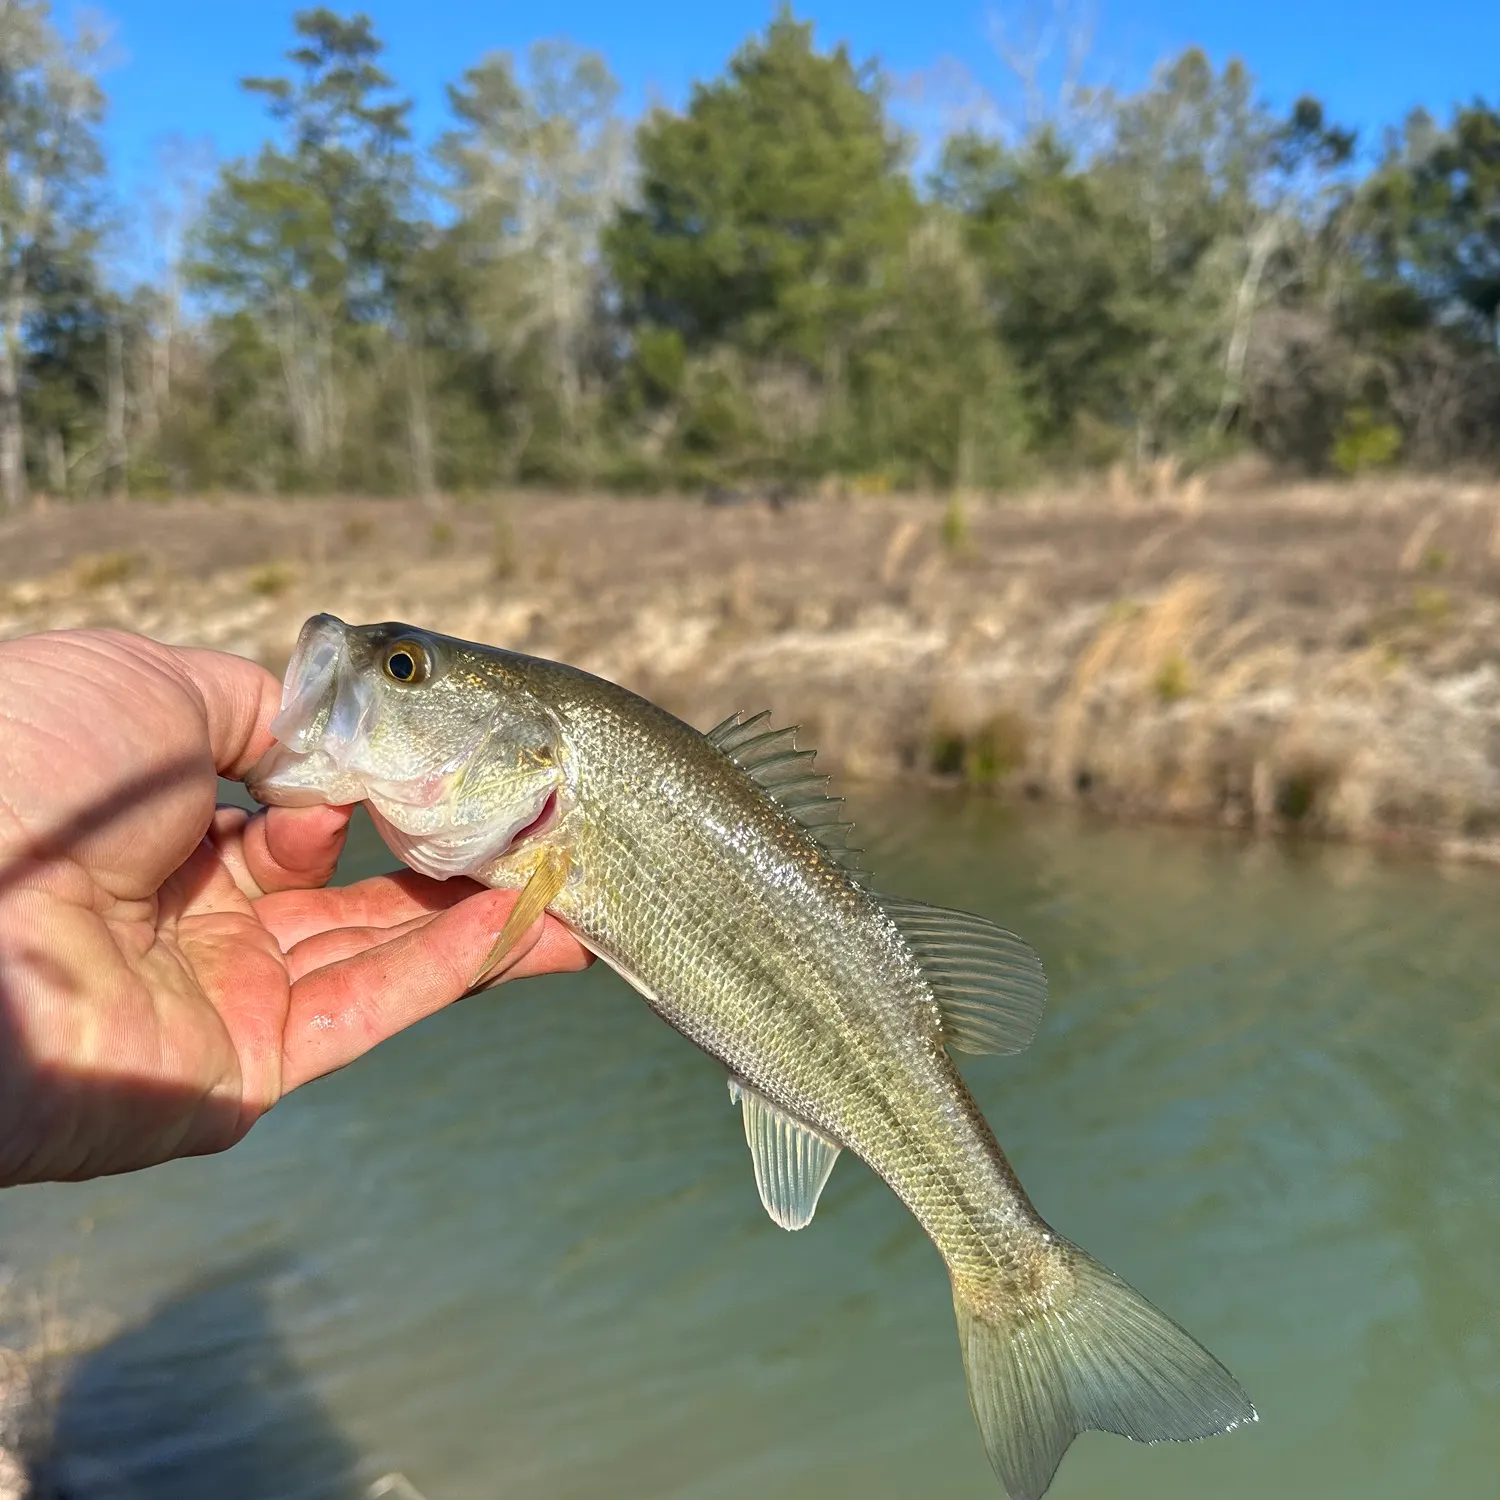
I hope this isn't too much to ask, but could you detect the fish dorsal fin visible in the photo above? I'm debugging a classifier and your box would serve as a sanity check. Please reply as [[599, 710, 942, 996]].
[[706, 710, 866, 878], [875, 894, 1048, 1055], [728, 1078, 841, 1231]]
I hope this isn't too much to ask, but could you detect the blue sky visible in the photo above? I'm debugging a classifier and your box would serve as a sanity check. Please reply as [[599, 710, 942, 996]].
[[90, 0, 1500, 201]]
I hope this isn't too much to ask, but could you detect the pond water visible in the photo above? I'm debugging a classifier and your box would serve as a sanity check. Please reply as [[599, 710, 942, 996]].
[[2, 793, 1497, 1499]]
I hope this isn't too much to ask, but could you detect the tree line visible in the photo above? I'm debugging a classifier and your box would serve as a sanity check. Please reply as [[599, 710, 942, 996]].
[[3, 1, 1499, 507]]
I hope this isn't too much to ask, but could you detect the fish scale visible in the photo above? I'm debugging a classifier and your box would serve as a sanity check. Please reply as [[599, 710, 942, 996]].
[[248, 613, 1256, 1500]]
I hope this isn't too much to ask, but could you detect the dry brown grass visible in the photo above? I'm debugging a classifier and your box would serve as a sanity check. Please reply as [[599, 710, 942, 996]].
[[879, 517, 922, 585], [246, 561, 298, 598], [1398, 510, 1444, 572], [70, 551, 138, 592], [1048, 599, 1138, 795], [1, 479, 1499, 860]]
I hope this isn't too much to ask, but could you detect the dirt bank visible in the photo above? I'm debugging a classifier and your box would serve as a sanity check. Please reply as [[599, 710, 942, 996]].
[[4, 476, 1500, 862]]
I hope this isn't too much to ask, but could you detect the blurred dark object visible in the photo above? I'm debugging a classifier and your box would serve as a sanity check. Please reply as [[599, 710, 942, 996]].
[[37, 1254, 364, 1500], [703, 484, 749, 508]]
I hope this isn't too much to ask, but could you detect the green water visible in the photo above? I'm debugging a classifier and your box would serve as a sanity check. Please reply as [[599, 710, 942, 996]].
[[2, 796, 1497, 1499]]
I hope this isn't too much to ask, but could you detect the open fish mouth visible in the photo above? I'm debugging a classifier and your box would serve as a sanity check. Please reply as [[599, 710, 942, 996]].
[[245, 612, 569, 884], [245, 615, 369, 806], [248, 614, 472, 813], [268, 613, 350, 752]]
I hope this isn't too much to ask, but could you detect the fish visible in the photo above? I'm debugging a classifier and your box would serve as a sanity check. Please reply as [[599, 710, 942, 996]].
[[247, 613, 1255, 1499]]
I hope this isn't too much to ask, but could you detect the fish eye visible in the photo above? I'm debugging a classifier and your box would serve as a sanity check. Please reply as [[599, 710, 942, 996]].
[[382, 640, 432, 685]]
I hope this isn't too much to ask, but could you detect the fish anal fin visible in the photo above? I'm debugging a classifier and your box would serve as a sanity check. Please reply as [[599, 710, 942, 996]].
[[953, 1240, 1255, 1500], [875, 893, 1047, 1055], [728, 1078, 841, 1231], [706, 710, 866, 878]]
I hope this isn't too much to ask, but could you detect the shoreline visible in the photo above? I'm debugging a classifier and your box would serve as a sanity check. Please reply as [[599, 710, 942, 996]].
[[4, 479, 1500, 865]]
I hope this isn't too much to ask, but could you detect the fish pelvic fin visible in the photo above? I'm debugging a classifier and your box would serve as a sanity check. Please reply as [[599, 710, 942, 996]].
[[728, 1077, 841, 1231], [951, 1239, 1256, 1500]]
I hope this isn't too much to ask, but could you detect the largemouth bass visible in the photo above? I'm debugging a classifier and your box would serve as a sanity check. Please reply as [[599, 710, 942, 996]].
[[248, 613, 1254, 1498]]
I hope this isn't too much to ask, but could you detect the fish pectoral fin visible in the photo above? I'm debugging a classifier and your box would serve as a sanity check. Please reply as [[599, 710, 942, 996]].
[[874, 893, 1048, 1055], [472, 845, 570, 986], [728, 1078, 841, 1232]]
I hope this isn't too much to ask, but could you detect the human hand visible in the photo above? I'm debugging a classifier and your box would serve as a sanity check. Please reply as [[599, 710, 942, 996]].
[[0, 629, 591, 1186]]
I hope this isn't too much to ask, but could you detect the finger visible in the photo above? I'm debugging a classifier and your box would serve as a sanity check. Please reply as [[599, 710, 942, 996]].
[[206, 806, 259, 900], [241, 804, 354, 893], [282, 911, 438, 981], [256, 869, 486, 951], [204, 804, 351, 903], [279, 888, 591, 1090], [285, 906, 587, 990], [467, 914, 589, 989], [281, 907, 584, 985]]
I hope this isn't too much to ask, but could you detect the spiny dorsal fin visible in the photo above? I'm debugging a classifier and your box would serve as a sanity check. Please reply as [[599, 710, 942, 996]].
[[729, 1078, 841, 1231], [706, 710, 866, 878], [875, 893, 1048, 1055]]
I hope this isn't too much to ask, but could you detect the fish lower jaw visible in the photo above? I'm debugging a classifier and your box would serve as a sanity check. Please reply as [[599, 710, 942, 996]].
[[367, 787, 567, 884], [245, 744, 366, 808], [368, 806, 522, 881]]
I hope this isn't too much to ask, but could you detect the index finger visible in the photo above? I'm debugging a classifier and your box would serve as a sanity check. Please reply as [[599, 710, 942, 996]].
[[278, 886, 592, 1090], [243, 803, 355, 893]]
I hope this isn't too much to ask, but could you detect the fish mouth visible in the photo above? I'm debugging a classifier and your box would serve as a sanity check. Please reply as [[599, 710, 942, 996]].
[[246, 614, 368, 807], [245, 610, 567, 884], [270, 613, 350, 752]]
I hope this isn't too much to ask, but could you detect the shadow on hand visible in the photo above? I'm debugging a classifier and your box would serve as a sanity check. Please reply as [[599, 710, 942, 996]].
[[0, 776, 368, 1184], [31, 1253, 366, 1500], [0, 756, 206, 902]]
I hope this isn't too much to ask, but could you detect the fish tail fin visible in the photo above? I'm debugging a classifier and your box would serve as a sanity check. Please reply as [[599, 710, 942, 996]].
[[951, 1237, 1256, 1500]]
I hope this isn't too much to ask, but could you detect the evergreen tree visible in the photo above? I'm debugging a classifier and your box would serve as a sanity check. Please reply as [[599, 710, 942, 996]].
[[607, 12, 915, 366], [185, 8, 419, 487]]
